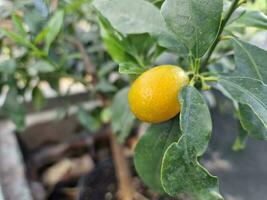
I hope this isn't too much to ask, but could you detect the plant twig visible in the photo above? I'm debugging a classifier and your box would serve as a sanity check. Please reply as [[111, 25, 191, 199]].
[[109, 132, 135, 200], [202, 0, 241, 68], [68, 37, 96, 74]]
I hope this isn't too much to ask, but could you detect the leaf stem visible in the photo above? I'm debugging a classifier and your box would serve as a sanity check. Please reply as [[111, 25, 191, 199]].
[[203, 76, 219, 82], [201, 0, 241, 68]]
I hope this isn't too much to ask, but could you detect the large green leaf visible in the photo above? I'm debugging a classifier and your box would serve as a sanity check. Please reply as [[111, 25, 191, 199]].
[[161, 86, 222, 199], [220, 39, 267, 140], [134, 118, 180, 193], [94, 0, 166, 35], [93, 0, 187, 54], [219, 77, 267, 135], [161, 138, 222, 200], [161, 0, 223, 58], [179, 86, 212, 156], [45, 10, 64, 52], [111, 88, 135, 143]]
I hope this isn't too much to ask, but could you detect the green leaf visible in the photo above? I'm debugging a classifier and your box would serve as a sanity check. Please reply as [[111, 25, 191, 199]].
[[95, 79, 117, 92], [239, 104, 267, 140], [1, 28, 36, 49], [0, 59, 16, 75], [111, 88, 135, 143], [45, 10, 64, 52], [232, 39, 267, 80], [232, 120, 248, 151], [94, 0, 166, 35], [219, 77, 267, 137], [77, 107, 101, 133], [119, 62, 146, 75], [220, 39, 267, 140], [146, 0, 164, 7], [179, 86, 212, 156], [12, 14, 27, 36], [234, 10, 267, 29], [2, 88, 26, 131], [98, 16, 139, 64], [161, 86, 222, 199], [161, 138, 223, 200], [134, 118, 181, 193], [24, 8, 46, 34], [34, 28, 49, 44], [32, 60, 55, 73], [32, 86, 46, 111], [161, 0, 223, 57], [94, 0, 187, 54]]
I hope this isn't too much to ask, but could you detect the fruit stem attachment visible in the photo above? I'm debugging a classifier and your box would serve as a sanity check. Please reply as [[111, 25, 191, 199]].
[[201, 0, 241, 68]]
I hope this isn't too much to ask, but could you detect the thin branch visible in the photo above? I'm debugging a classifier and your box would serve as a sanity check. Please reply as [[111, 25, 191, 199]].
[[202, 0, 241, 68], [68, 37, 96, 74], [109, 132, 136, 200]]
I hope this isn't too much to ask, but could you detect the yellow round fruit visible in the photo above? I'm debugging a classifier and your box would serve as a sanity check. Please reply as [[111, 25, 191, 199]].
[[128, 65, 189, 123]]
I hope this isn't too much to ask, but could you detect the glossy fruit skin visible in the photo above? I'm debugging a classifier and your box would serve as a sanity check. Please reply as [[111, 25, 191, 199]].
[[128, 65, 189, 123]]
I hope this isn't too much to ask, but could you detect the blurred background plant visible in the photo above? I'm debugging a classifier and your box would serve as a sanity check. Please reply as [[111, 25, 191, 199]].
[[0, 0, 130, 133]]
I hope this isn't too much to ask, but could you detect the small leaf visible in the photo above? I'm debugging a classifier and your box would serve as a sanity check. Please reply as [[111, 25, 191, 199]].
[[34, 28, 49, 44], [45, 10, 64, 52], [95, 79, 117, 92], [12, 14, 27, 36], [232, 118, 248, 151], [24, 8, 47, 34], [32, 60, 55, 73], [98, 16, 137, 64], [119, 62, 146, 75], [234, 10, 267, 29], [111, 88, 135, 143], [2, 88, 26, 131], [239, 103, 267, 140], [1, 28, 35, 49], [77, 107, 101, 133], [0, 59, 16, 75], [161, 0, 223, 57], [34, 0, 49, 17], [134, 118, 180, 193], [32, 86, 46, 111]]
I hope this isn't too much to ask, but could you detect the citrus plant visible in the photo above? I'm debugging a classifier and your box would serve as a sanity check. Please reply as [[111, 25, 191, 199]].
[[94, 0, 267, 199], [0, 0, 124, 134]]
